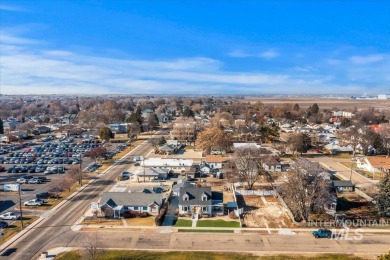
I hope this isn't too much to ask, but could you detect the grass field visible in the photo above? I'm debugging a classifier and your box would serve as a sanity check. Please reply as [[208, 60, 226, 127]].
[[178, 229, 234, 233], [173, 219, 192, 227], [82, 218, 123, 226], [56, 250, 369, 260], [196, 220, 240, 228]]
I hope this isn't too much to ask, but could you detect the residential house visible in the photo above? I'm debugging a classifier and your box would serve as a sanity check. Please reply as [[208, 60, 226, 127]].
[[178, 187, 223, 217], [0, 134, 18, 143], [204, 155, 227, 170], [62, 114, 77, 125], [172, 179, 193, 196], [134, 168, 168, 182], [324, 144, 353, 155], [357, 157, 390, 174], [35, 126, 51, 134], [100, 192, 165, 218], [158, 143, 182, 155], [332, 180, 355, 192], [262, 157, 283, 172], [332, 111, 353, 118], [233, 142, 261, 150], [108, 123, 131, 134]]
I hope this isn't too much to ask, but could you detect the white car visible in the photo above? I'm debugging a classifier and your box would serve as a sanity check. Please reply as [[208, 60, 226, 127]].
[[24, 199, 44, 206], [0, 212, 20, 220], [16, 178, 27, 184]]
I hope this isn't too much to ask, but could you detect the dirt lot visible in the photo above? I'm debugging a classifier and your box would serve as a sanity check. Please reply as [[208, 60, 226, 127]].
[[205, 177, 235, 203], [237, 194, 294, 228], [337, 192, 378, 219], [245, 97, 390, 111]]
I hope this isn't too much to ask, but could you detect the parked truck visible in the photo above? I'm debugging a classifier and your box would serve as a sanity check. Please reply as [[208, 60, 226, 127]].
[[3, 184, 20, 192]]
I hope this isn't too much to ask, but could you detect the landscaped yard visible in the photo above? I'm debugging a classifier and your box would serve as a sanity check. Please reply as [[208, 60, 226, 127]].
[[82, 217, 123, 226], [196, 219, 240, 228], [0, 216, 38, 245], [178, 229, 234, 233], [173, 219, 192, 227], [124, 217, 155, 226], [56, 250, 368, 260]]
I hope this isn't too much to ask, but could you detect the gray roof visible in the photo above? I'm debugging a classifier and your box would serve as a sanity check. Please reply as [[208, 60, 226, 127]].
[[332, 180, 355, 187], [179, 187, 212, 206], [100, 192, 163, 208]]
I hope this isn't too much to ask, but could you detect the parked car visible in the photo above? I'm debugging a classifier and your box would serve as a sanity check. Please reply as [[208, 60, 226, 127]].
[[24, 199, 44, 206], [0, 221, 9, 228], [28, 178, 42, 184], [312, 229, 332, 238], [0, 212, 20, 220], [152, 186, 165, 193], [16, 178, 27, 184], [0, 166, 5, 172], [36, 192, 52, 199]]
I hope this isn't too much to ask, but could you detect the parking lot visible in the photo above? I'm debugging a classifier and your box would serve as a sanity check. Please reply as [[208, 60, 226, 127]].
[[0, 136, 128, 217]]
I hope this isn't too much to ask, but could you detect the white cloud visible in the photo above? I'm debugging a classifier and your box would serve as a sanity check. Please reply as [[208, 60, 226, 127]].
[[258, 50, 280, 59], [228, 49, 280, 59], [349, 54, 384, 64], [1, 31, 389, 95], [0, 4, 26, 12]]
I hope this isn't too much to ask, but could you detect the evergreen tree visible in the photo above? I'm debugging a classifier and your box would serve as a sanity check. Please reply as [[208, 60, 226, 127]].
[[182, 107, 195, 117], [311, 103, 319, 114], [99, 126, 114, 142], [376, 172, 390, 217], [127, 107, 142, 124], [0, 118, 3, 134], [293, 103, 300, 111]]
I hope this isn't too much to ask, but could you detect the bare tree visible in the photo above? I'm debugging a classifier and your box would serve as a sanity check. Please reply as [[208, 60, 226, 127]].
[[233, 147, 264, 190], [85, 147, 107, 163], [83, 233, 103, 260], [68, 167, 84, 186], [278, 158, 331, 222]]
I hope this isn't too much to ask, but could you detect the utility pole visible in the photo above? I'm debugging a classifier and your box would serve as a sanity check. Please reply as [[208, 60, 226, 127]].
[[143, 157, 145, 183], [79, 153, 82, 186], [18, 185, 24, 230]]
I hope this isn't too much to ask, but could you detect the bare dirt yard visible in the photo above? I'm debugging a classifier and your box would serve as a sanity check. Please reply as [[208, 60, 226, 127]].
[[237, 194, 294, 228], [205, 177, 235, 203], [337, 192, 378, 219]]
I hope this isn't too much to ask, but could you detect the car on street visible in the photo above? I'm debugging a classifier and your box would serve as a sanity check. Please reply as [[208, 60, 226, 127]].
[[312, 229, 332, 238], [0, 221, 9, 228], [0, 212, 20, 220], [24, 199, 44, 206]]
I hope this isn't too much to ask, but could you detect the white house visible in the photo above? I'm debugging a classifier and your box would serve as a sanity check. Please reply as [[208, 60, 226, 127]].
[[357, 157, 390, 174], [178, 187, 223, 217], [204, 155, 226, 170], [143, 158, 194, 174]]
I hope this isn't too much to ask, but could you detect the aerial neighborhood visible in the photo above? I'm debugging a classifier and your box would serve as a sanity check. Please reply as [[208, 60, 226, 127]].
[[0, 95, 389, 259]]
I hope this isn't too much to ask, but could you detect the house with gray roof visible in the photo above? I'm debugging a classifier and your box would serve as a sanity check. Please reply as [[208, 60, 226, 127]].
[[178, 187, 223, 217], [100, 192, 165, 218]]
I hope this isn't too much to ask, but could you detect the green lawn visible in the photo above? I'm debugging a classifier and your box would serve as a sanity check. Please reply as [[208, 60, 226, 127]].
[[56, 250, 367, 260], [178, 229, 234, 233], [173, 219, 192, 227], [196, 219, 240, 228]]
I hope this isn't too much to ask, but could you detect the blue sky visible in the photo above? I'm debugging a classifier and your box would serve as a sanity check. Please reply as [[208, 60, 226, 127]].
[[1, 1, 389, 95]]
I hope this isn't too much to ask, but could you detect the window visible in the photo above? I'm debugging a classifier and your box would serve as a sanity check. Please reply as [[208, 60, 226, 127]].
[[143, 206, 148, 211], [182, 206, 188, 211], [134, 206, 139, 210]]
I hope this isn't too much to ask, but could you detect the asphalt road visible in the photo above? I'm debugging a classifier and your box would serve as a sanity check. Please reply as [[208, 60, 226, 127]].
[[0, 140, 154, 260], [67, 231, 390, 257], [1, 137, 389, 259]]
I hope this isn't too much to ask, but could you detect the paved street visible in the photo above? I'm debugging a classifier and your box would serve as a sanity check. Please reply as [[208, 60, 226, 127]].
[[310, 156, 376, 189], [1, 143, 389, 260], [0, 139, 155, 260]]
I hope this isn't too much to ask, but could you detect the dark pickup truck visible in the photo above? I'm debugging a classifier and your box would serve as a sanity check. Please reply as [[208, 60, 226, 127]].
[[312, 229, 332, 238]]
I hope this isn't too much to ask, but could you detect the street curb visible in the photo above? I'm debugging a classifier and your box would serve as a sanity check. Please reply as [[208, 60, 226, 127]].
[[0, 179, 95, 253]]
